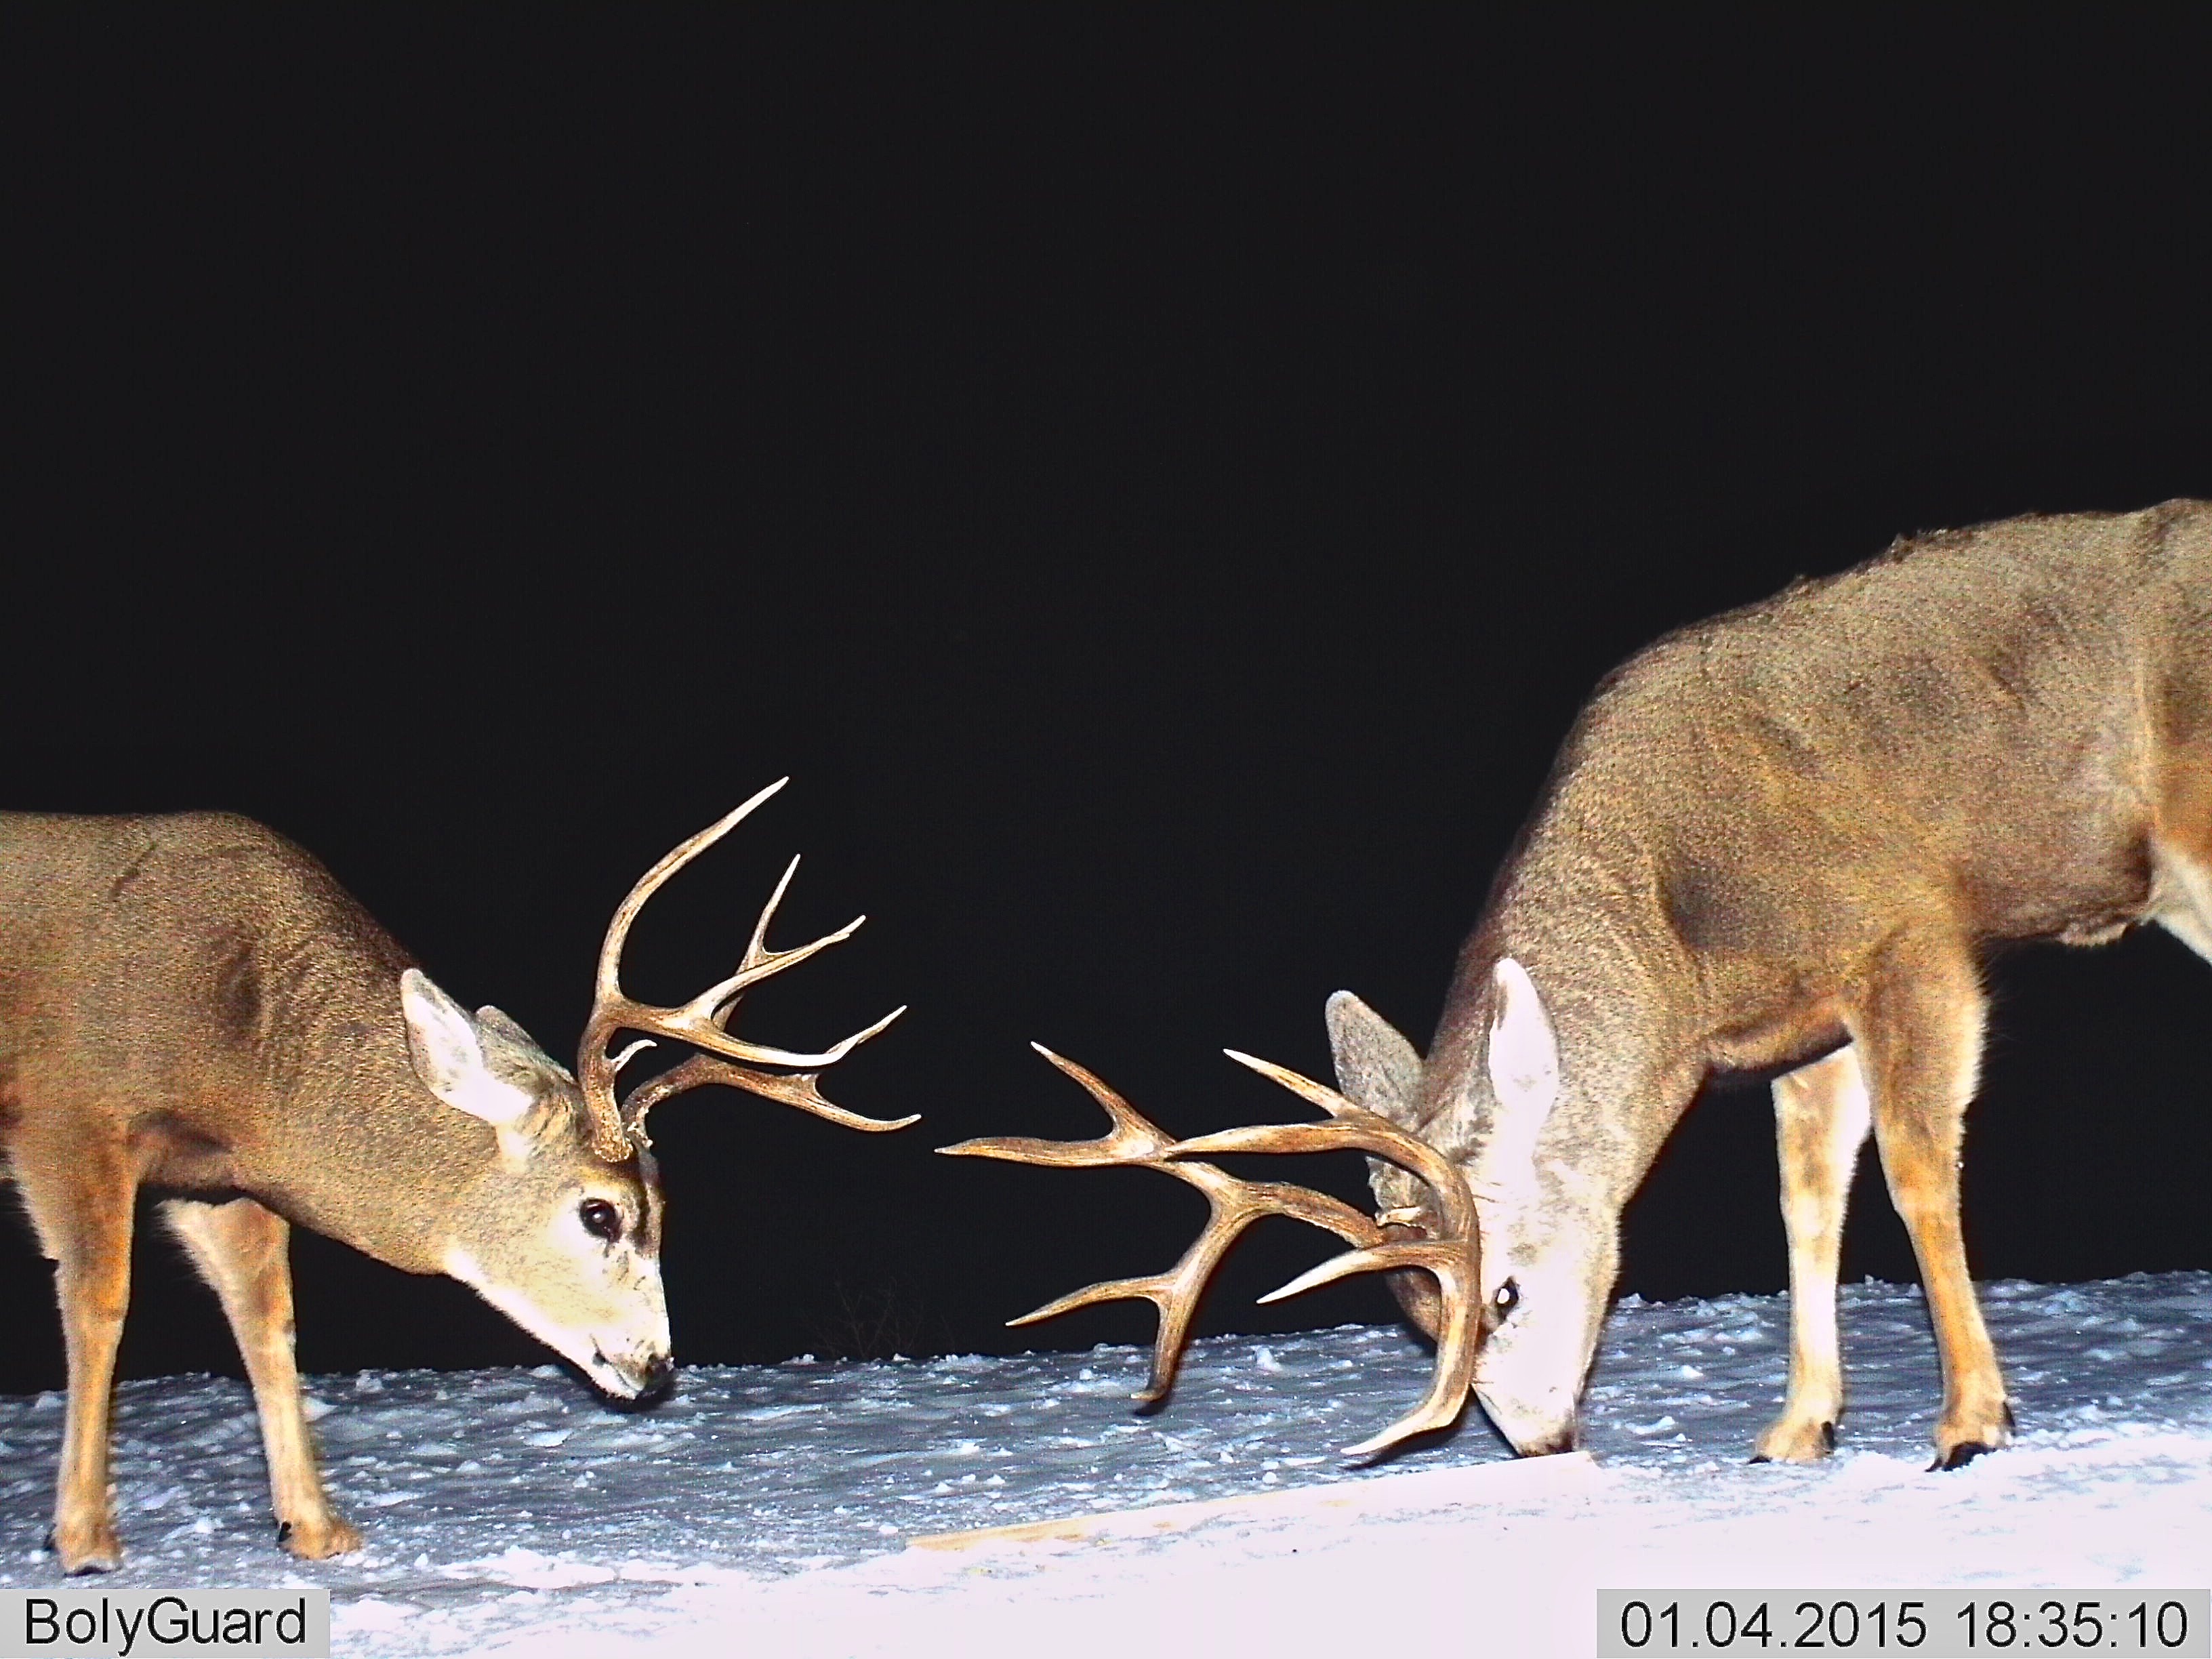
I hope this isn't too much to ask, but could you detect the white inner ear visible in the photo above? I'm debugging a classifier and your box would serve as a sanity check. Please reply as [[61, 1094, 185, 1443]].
[[1486, 957, 1559, 1111], [1478, 956, 1561, 1191], [401, 968, 536, 1128]]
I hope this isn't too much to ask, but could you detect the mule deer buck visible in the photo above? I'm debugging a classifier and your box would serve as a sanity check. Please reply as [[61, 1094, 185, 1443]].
[[1322, 499, 2210, 1471], [0, 777, 909, 1573]]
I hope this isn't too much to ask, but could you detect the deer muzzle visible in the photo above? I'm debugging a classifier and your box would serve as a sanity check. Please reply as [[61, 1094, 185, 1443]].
[[1473, 1376, 1583, 1456], [588, 1343, 675, 1400]]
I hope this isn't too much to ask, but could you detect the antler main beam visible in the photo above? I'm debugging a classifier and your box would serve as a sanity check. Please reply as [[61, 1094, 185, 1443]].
[[940, 1045, 1483, 1458], [575, 779, 912, 1161]]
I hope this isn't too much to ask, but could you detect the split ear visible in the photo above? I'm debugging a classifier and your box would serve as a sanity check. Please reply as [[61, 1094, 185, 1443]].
[[1326, 990, 1423, 1126], [401, 970, 536, 1130], [1485, 956, 1560, 1119]]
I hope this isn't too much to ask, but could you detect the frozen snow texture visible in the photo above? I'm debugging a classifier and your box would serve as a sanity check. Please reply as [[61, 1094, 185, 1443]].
[[0, 1273, 2204, 1656]]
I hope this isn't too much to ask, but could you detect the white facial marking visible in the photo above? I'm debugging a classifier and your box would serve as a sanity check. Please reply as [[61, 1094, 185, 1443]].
[[442, 1240, 670, 1400], [1468, 1211, 1605, 1453]]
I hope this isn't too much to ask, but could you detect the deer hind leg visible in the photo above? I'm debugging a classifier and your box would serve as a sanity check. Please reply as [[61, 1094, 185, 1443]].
[[1852, 940, 2011, 1469], [1753, 1042, 1870, 1464], [12, 1141, 137, 1573], [161, 1198, 362, 1559]]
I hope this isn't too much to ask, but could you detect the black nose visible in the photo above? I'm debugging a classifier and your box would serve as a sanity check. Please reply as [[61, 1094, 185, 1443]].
[[640, 1353, 674, 1395]]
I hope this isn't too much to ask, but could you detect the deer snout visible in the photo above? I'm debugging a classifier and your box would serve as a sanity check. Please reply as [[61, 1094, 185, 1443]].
[[1484, 1403, 1581, 1457], [588, 1343, 674, 1401], [1512, 1422, 1580, 1456], [1475, 1381, 1582, 1458]]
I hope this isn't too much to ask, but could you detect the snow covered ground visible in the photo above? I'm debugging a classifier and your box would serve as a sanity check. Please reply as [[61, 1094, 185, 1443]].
[[0, 1273, 2204, 1656]]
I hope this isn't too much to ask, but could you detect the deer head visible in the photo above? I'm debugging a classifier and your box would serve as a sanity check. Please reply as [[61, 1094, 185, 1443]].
[[1328, 961, 1603, 1456], [407, 777, 910, 1397]]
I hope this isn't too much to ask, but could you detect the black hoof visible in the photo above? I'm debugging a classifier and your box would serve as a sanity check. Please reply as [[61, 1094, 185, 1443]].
[[276, 1521, 293, 1543], [1747, 1453, 1770, 1465], [40, 1530, 54, 1555], [1820, 1420, 1837, 1450]]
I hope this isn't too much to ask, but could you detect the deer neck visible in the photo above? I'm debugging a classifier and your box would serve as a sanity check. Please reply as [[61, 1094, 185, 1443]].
[[220, 993, 497, 1277], [1427, 809, 1702, 1216]]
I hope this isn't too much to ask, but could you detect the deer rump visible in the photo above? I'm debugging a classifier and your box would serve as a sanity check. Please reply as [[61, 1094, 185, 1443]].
[[0, 781, 909, 1574]]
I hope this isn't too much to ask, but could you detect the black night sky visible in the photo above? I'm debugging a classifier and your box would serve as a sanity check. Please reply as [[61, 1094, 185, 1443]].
[[7, 12, 2211, 1396]]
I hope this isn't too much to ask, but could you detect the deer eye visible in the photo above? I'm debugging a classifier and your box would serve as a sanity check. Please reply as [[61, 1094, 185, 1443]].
[[579, 1199, 623, 1243], [1492, 1278, 1521, 1316]]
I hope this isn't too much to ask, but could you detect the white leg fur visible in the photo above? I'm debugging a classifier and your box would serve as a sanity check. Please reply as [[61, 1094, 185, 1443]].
[[1755, 1043, 1871, 1462]]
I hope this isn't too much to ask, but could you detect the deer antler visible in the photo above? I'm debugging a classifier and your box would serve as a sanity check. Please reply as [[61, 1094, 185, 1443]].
[[939, 1045, 1481, 1458], [575, 779, 912, 1162]]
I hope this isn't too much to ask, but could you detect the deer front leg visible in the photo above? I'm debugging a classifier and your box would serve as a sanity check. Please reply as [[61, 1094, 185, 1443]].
[[162, 1198, 362, 1559], [1753, 1043, 1870, 1462], [14, 1145, 136, 1574], [1853, 945, 2011, 1469]]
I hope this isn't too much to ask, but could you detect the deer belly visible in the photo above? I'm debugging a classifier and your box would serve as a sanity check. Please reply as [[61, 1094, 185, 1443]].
[[129, 1112, 241, 1194]]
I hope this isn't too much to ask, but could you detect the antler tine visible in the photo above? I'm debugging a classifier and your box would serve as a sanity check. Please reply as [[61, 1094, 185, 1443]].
[[715, 854, 861, 1001], [701, 868, 872, 1029], [676, 1000, 906, 1074], [743, 853, 802, 971], [617, 990, 905, 1151], [1202, 1050, 1475, 1243], [1157, 1049, 1483, 1458], [948, 1046, 1481, 1448], [593, 778, 789, 1004], [618, 1051, 920, 1143], [937, 1044, 1174, 1166], [575, 781, 909, 1162], [941, 1048, 1385, 1405], [1258, 1235, 1482, 1458], [1002, 1164, 1382, 1403]]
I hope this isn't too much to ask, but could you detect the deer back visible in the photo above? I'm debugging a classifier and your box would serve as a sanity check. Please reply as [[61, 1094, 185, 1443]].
[[1327, 500, 2211, 1455], [0, 811, 615, 1274], [1442, 501, 2212, 1128]]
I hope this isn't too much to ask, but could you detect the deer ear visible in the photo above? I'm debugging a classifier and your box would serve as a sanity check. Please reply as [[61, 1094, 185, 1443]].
[[401, 970, 535, 1128], [1486, 956, 1560, 1118], [1326, 991, 1423, 1127], [472, 1003, 536, 1052], [474, 1004, 577, 1085]]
